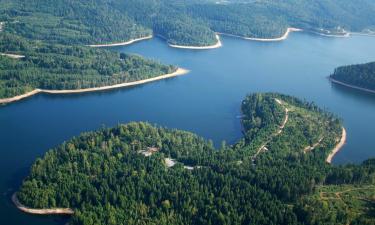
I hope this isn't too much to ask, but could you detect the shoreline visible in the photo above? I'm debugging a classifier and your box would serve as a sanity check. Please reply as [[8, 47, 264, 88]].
[[0, 68, 189, 105], [42, 27, 369, 51], [0, 21, 4, 32], [218, 27, 303, 42], [350, 32, 375, 37], [330, 77, 375, 94], [12, 193, 74, 215], [326, 127, 347, 163], [87, 35, 153, 47], [168, 34, 222, 49], [310, 31, 350, 38], [0, 53, 25, 59]]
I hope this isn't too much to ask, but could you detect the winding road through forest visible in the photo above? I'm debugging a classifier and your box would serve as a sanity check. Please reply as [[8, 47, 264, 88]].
[[251, 98, 289, 161]]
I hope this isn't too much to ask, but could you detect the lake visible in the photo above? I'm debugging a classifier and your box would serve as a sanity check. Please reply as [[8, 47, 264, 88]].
[[1, 32, 375, 224]]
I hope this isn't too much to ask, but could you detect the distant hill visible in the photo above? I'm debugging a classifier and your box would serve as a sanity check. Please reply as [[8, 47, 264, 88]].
[[1, 0, 375, 46]]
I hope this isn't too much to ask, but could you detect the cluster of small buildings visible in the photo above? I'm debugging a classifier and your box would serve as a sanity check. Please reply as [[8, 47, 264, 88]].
[[138, 147, 198, 170], [138, 147, 159, 157]]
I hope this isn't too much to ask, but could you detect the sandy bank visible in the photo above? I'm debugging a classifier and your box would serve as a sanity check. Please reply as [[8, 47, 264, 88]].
[[88, 35, 153, 47], [326, 127, 347, 163], [0, 89, 42, 104], [0, 68, 189, 104], [218, 28, 302, 42], [311, 31, 350, 38], [330, 78, 375, 94], [0, 53, 25, 59], [12, 193, 74, 215], [168, 35, 222, 49]]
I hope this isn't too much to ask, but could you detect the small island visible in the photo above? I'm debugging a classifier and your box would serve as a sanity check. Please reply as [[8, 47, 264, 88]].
[[14, 93, 374, 225], [330, 61, 375, 94]]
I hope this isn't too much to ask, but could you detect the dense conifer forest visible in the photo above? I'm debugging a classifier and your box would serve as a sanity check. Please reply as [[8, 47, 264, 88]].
[[330, 61, 375, 92], [16, 93, 375, 225]]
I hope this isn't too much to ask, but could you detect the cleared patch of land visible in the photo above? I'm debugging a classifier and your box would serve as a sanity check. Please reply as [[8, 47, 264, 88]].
[[310, 184, 375, 224]]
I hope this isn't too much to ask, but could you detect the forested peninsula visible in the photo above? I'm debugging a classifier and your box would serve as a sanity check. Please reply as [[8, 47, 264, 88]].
[[330, 61, 375, 93], [0, 33, 180, 103], [15, 93, 375, 225]]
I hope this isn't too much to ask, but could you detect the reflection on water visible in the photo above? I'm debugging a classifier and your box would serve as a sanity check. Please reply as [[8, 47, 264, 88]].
[[331, 82, 375, 103]]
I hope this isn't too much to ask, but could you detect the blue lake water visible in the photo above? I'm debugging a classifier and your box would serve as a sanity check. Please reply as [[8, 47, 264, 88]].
[[1, 32, 375, 224]]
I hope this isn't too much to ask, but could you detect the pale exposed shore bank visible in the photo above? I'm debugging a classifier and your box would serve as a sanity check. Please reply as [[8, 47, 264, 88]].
[[12, 193, 74, 215], [330, 78, 375, 94], [218, 27, 302, 42], [87, 35, 153, 47], [311, 31, 350, 38], [0, 68, 189, 104], [326, 127, 347, 163], [168, 34, 222, 49], [0, 53, 25, 59], [0, 21, 4, 32], [85, 27, 360, 50]]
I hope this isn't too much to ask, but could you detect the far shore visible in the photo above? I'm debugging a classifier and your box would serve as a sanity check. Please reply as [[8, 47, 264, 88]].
[[12, 193, 74, 215], [0, 68, 189, 105], [87, 35, 153, 47], [330, 77, 375, 94], [326, 127, 347, 163], [218, 27, 302, 42], [310, 31, 350, 38], [62, 27, 368, 51], [168, 34, 222, 50]]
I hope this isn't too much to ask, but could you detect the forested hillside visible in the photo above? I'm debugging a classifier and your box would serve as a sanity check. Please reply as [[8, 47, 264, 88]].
[[1, 0, 375, 47], [16, 93, 375, 225], [0, 0, 151, 45], [330, 61, 375, 92], [204, 0, 375, 35]]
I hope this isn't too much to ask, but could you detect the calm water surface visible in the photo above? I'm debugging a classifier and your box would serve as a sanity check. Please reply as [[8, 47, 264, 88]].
[[1, 32, 375, 224]]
